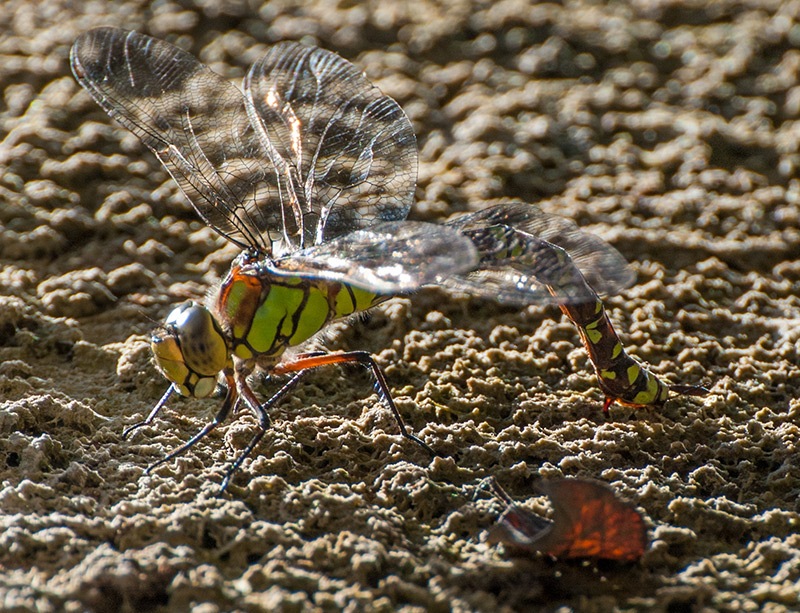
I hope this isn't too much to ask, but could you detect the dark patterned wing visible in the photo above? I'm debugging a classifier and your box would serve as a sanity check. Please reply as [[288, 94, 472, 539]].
[[442, 202, 635, 305], [70, 27, 282, 253], [245, 42, 417, 248], [272, 222, 477, 294]]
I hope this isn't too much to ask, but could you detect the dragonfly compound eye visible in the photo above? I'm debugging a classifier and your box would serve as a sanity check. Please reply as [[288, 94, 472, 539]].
[[151, 301, 229, 398]]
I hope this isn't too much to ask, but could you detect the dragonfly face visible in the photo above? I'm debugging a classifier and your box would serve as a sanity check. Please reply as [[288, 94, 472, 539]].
[[151, 301, 231, 399]]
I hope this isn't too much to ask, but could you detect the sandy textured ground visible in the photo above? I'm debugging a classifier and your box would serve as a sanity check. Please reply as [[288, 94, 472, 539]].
[[1, 0, 799, 611]]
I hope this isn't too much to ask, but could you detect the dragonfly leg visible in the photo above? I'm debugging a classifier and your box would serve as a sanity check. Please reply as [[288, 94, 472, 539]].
[[123, 385, 175, 440], [218, 372, 305, 492], [144, 372, 237, 477], [273, 350, 437, 458]]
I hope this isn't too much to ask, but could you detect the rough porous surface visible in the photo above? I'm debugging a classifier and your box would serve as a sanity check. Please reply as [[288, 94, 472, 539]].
[[1, 1, 798, 611]]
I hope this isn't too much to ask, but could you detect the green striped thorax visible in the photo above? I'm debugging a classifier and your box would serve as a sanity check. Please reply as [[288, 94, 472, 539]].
[[151, 301, 232, 399], [150, 257, 385, 401]]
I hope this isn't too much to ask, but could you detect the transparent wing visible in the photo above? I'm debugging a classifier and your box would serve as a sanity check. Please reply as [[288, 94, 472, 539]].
[[71, 29, 417, 257], [273, 203, 633, 302], [442, 202, 635, 305], [272, 222, 477, 294], [71, 27, 277, 253], [245, 42, 417, 249]]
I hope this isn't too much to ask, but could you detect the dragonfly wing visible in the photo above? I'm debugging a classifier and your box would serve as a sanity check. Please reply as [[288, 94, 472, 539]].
[[444, 202, 635, 304], [245, 42, 417, 248], [273, 222, 478, 294], [71, 27, 290, 254], [439, 269, 551, 306]]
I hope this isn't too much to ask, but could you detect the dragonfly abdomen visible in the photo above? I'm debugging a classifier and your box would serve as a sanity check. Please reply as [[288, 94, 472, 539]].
[[216, 262, 382, 362], [453, 216, 680, 412], [559, 299, 670, 412]]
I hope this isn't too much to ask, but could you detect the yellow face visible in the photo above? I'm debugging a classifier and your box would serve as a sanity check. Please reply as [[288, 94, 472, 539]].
[[151, 301, 231, 398]]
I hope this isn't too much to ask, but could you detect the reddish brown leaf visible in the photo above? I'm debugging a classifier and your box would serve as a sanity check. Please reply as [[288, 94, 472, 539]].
[[487, 477, 648, 562]]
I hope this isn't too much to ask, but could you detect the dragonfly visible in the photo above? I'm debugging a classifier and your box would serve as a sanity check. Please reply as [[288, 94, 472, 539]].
[[71, 27, 705, 490]]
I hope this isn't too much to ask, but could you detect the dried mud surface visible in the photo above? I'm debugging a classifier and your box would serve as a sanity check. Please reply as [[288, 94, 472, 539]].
[[1, 1, 799, 611]]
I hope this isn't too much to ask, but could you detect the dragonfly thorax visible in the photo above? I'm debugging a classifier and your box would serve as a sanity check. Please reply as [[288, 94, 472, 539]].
[[151, 301, 232, 398]]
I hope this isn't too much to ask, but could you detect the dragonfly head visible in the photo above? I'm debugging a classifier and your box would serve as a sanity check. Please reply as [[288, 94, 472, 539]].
[[151, 301, 231, 398]]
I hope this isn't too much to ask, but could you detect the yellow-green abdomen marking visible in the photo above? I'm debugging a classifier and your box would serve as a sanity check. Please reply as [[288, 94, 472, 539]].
[[556, 276, 675, 408]]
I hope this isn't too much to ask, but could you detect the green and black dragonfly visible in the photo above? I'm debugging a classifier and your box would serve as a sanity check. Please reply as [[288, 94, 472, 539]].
[[71, 27, 704, 489]]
